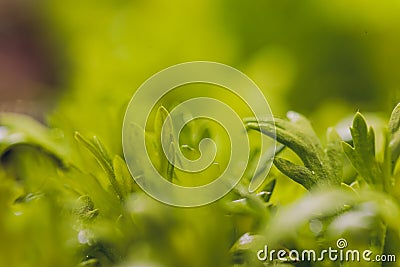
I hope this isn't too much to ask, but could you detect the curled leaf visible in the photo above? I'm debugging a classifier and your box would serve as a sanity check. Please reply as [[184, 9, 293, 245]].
[[0, 113, 68, 165], [247, 112, 342, 189]]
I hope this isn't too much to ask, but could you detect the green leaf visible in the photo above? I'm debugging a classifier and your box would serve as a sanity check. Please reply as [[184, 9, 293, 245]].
[[113, 155, 136, 198], [342, 113, 383, 190], [224, 198, 256, 215], [248, 144, 285, 192], [247, 111, 342, 189], [340, 182, 359, 196], [389, 103, 400, 170], [0, 113, 68, 165], [166, 142, 175, 182], [257, 179, 276, 203], [75, 132, 124, 201], [389, 103, 400, 134], [153, 106, 176, 182], [325, 127, 344, 185], [247, 112, 324, 169], [226, 180, 276, 218], [74, 195, 99, 221], [273, 157, 315, 189]]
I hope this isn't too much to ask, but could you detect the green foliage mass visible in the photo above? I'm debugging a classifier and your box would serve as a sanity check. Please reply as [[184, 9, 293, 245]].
[[2, 102, 400, 266], [2, 1, 400, 266]]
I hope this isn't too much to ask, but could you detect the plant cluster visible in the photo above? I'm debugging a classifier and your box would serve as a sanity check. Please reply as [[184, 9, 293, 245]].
[[0, 103, 399, 267]]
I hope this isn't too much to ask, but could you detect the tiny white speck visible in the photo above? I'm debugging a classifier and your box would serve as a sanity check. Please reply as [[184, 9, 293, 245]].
[[78, 230, 90, 244], [232, 198, 246, 203], [0, 127, 8, 140], [239, 233, 253, 245]]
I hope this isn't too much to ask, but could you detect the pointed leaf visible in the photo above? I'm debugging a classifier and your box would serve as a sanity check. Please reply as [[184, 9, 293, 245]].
[[75, 132, 123, 200], [389, 103, 400, 134], [389, 103, 400, 169], [113, 155, 136, 198], [153, 106, 176, 181], [342, 113, 383, 189], [326, 128, 344, 184]]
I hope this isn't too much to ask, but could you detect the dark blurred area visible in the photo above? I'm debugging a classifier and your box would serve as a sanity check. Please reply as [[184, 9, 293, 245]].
[[0, 0, 63, 118]]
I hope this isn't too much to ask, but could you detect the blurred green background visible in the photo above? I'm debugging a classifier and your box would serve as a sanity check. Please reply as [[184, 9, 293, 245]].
[[2, 0, 399, 150], [1, 1, 400, 266]]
